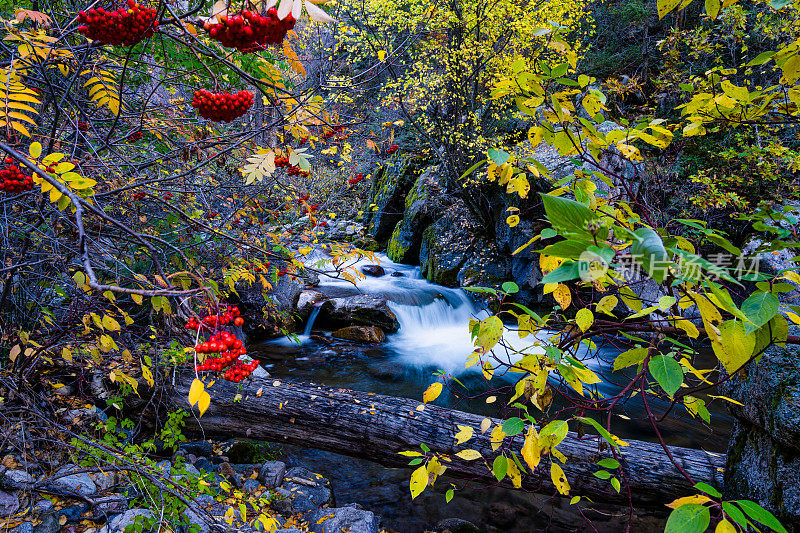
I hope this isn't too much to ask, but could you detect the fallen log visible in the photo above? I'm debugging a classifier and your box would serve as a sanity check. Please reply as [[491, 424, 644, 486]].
[[172, 373, 725, 507]]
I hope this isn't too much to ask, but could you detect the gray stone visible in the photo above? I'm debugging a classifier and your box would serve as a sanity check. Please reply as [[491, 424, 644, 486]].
[[0, 490, 20, 517], [433, 518, 483, 533], [94, 495, 128, 516], [319, 295, 399, 332], [99, 509, 155, 533], [331, 325, 386, 343], [242, 479, 260, 495], [258, 461, 286, 489], [273, 467, 332, 514], [31, 500, 54, 515], [1, 469, 35, 490], [179, 441, 213, 458], [91, 470, 119, 492], [51, 467, 97, 497], [33, 514, 59, 533], [183, 507, 210, 533], [12, 522, 33, 533], [305, 506, 379, 533], [155, 460, 171, 477], [724, 343, 800, 527]]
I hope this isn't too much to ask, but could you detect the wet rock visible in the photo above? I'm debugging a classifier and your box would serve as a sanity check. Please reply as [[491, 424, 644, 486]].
[[360, 265, 385, 277], [305, 506, 379, 533], [296, 291, 328, 321], [99, 509, 154, 533], [93, 495, 127, 516], [1, 469, 35, 490], [180, 441, 213, 458], [194, 457, 213, 473], [419, 211, 473, 287], [50, 467, 97, 497], [390, 271, 404, 277], [332, 326, 386, 344], [273, 467, 333, 514], [365, 361, 405, 382], [231, 266, 304, 341], [433, 518, 483, 533], [320, 295, 399, 332], [0, 489, 20, 517], [366, 155, 423, 243], [12, 522, 33, 533], [31, 500, 54, 515], [724, 342, 800, 526], [56, 504, 88, 523], [243, 479, 260, 495], [487, 502, 517, 529], [33, 514, 59, 533], [258, 461, 286, 489]]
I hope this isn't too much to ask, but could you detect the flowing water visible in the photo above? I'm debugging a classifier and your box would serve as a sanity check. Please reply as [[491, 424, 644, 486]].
[[251, 253, 732, 532]]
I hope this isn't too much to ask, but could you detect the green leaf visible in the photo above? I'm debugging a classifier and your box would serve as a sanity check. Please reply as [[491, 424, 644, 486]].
[[648, 354, 684, 396], [539, 240, 591, 259], [539, 193, 598, 237], [540, 261, 580, 284], [575, 416, 620, 449], [693, 482, 721, 498], [593, 470, 612, 479], [445, 488, 454, 502], [741, 292, 780, 334], [502, 281, 519, 294], [613, 347, 649, 371], [736, 500, 788, 533], [597, 458, 620, 469], [502, 417, 525, 436], [488, 148, 511, 165], [460, 160, 485, 179], [632, 227, 670, 283], [665, 504, 711, 533], [722, 502, 748, 528], [492, 455, 508, 482]]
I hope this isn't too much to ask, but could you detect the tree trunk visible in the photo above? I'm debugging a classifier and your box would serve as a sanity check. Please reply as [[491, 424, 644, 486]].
[[171, 373, 724, 507]]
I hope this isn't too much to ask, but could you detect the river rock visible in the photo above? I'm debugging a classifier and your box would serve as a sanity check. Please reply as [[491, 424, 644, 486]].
[[366, 155, 423, 243], [50, 466, 97, 497], [419, 207, 474, 286], [305, 506, 379, 533], [724, 342, 800, 526], [273, 467, 333, 514], [180, 440, 213, 457], [0, 490, 20, 517], [100, 509, 155, 533], [360, 264, 385, 277], [33, 514, 59, 533], [433, 518, 483, 533], [332, 326, 386, 343], [12, 522, 33, 533], [296, 290, 328, 321], [93, 495, 127, 516], [1, 469, 35, 490], [258, 461, 287, 488], [319, 295, 399, 332]]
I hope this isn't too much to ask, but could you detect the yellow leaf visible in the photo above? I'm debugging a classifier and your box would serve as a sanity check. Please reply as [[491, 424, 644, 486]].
[[29, 141, 41, 159], [423, 382, 443, 404], [575, 308, 593, 332], [521, 426, 541, 470], [409, 464, 428, 499], [550, 462, 570, 495], [188, 378, 204, 406], [197, 391, 211, 417], [506, 214, 520, 227], [482, 361, 494, 380], [666, 494, 711, 509], [9, 345, 21, 362], [131, 293, 143, 305], [455, 449, 482, 461], [480, 418, 491, 434], [716, 519, 737, 533], [377, 50, 387, 61], [490, 425, 506, 451], [102, 315, 121, 332], [454, 425, 474, 445], [507, 458, 522, 488], [553, 284, 571, 309]]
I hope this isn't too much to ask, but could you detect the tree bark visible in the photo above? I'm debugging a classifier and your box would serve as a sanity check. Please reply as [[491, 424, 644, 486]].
[[172, 373, 724, 507]]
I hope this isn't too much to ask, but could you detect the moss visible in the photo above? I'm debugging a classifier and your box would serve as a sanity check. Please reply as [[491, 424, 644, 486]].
[[387, 222, 410, 262]]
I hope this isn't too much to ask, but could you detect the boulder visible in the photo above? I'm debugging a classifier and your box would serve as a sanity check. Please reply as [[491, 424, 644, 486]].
[[50, 467, 97, 497], [33, 514, 59, 533], [258, 461, 286, 489], [12, 522, 33, 533], [319, 295, 399, 332], [419, 207, 475, 287], [296, 290, 328, 321], [1, 469, 35, 490], [272, 467, 333, 515], [180, 441, 213, 458], [332, 326, 386, 344], [305, 506, 379, 533], [366, 155, 423, 243], [99, 509, 155, 533], [0, 490, 20, 517], [387, 166, 449, 263], [360, 265, 385, 277], [433, 518, 483, 533], [230, 265, 304, 341], [724, 343, 800, 527]]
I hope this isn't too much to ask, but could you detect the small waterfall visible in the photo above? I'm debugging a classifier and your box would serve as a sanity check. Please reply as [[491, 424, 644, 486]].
[[304, 305, 322, 336]]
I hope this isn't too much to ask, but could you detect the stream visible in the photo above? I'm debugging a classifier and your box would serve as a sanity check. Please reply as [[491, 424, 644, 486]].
[[251, 254, 732, 532]]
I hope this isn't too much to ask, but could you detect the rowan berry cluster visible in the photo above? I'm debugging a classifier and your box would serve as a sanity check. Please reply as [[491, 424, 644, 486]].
[[191, 89, 254, 122], [187, 306, 259, 382], [203, 8, 295, 53], [275, 156, 309, 176], [386, 144, 399, 155], [348, 173, 365, 184], [0, 158, 33, 193], [77, 1, 159, 46]]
